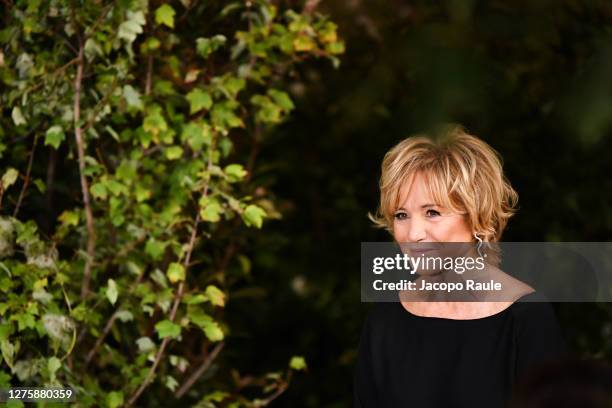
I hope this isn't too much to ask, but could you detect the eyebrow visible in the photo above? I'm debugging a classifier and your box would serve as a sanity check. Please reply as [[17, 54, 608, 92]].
[[395, 204, 439, 211]]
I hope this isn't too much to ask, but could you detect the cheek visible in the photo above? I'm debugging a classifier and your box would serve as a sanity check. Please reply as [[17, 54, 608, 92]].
[[431, 218, 472, 241], [392, 221, 408, 241]]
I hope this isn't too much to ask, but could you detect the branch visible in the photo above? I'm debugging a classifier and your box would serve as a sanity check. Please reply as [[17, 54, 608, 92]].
[[73, 43, 96, 300], [174, 341, 225, 398], [81, 79, 119, 134], [84, 268, 145, 366], [145, 54, 153, 96], [258, 370, 293, 406], [126, 134, 218, 406], [13, 133, 39, 218]]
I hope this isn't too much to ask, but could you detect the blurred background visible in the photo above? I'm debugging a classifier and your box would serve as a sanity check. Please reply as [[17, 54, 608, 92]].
[[229, 1, 612, 406]]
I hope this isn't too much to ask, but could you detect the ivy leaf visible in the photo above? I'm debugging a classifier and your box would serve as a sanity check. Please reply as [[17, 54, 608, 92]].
[[199, 197, 223, 222], [145, 238, 166, 261], [155, 319, 181, 339], [165, 146, 184, 160], [106, 391, 124, 408], [165, 375, 179, 392], [118, 10, 145, 44], [90, 182, 108, 200], [11, 107, 26, 126], [186, 89, 212, 114], [166, 262, 185, 284], [136, 336, 155, 353], [58, 210, 79, 227], [181, 122, 212, 151], [289, 356, 307, 371], [268, 89, 295, 111], [189, 309, 224, 341], [47, 356, 61, 381], [224, 164, 247, 182], [202, 319, 224, 342], [241, 204, 266, 228], [106, 279, 118, 305], [143, 105, 168, 138], [123, 85, 143, 110], [115, 310, 133, 322], [293, 36, 316, 52], [326, 41, 345, 54], [205, 285, 226, 307], [1, 168, 19, 189], [44, 125, 65, 149], [196, 35, 226, 58], [155, 4, 176, 29], [225, 77, 246, 97]]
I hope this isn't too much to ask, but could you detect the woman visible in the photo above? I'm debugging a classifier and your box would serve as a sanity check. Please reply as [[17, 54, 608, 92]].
[[354, 125, 566, 407]]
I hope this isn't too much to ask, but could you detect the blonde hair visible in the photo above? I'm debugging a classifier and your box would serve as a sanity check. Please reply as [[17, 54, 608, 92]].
[[370, 125, 518, 242]]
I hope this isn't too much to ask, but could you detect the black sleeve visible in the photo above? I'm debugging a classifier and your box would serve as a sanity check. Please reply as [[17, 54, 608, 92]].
[[515, 300, 567, 379], [353, 308, 380, 408]]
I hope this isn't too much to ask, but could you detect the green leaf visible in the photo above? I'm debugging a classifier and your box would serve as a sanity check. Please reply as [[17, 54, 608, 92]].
[[90, 182, 108, 200], [165, 375, 179, 392], [186, 89, 213, 114], [0, 340, 16, 368], [268, 89, 295, 111], [145, 238, 167, 260], [33, 178, 46, 193], [165, 146, 184, 160], [224, 164, 247, 182], [199, 197, 223, 222], [115, 310, 133, 322], [143, 107, 168, 137], [189, 309, 224, 341], [47, 356, 61, 381], [118, 10, 145, 44], [205, 285, 226, 307], [196, 35, 227, 58], [202, 319, 223, 341], [225, 77, 246, 97], [44, 125, 65, 149], [1, 168, 19, 189], [326, 40, 345, 54], [211, 103, 244, 129], [166, 262, 185, 284], [241, 204, 266, 228], [155, 319, 181, 339], [106, 391, 124, 408], [106, 279, 118, 305], [155, 4, 176, 28], [293, 35, 316, 52], [11, 107, 26, 126], [13, 313, 36, 331], [123, 85, 143, 110], [289, 356, 307, 371], [136, 336, 155, 353], [181, 122, 212, 151]]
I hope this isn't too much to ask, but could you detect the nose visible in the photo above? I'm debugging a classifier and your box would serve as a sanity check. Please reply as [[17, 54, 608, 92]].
[[407, 218, 427, 242], [395, 217, 427, 243]]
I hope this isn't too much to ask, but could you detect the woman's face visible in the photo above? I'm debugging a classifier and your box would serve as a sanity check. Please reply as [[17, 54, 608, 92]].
[[392, 172, 472, 243]]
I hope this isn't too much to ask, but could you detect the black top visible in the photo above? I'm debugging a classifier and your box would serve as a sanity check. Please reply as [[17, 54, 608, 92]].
[[353, 293, 566, 408]]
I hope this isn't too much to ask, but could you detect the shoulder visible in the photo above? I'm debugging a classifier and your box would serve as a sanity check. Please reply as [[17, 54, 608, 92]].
[[510, 292, 566, 352], [510, 292, 558, 322], [361, 302, 404, 335], [510, 292, 568, 375]]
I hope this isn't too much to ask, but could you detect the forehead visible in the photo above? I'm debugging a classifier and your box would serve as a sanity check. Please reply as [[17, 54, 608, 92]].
[[396, 172, 437, 208]]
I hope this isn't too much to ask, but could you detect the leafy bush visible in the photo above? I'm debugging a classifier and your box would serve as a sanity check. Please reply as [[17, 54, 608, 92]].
[[0, 1, 342, 406]]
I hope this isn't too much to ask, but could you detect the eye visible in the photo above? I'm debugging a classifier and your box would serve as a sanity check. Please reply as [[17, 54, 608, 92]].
[[394, 211, 408, 221], [425, 209, 441, 218]]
